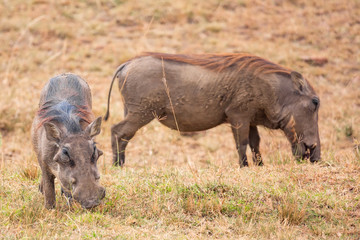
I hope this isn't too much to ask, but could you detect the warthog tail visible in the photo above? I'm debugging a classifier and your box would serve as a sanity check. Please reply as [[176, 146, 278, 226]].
[[104, 63, 127, 121]]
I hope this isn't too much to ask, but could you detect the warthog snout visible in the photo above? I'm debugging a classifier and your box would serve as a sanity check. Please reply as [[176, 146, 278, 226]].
[[308, 143, 321, 163], [73, 186, 106, 209], [292, 142, 321, 163]]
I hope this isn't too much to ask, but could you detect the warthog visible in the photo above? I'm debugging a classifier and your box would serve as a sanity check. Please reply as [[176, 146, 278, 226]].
[[31, 73, 105, 209], [105, 53, 320, 167]]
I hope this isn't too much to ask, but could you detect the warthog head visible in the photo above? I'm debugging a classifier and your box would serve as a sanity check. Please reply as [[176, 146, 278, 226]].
[[44, 117, 105, 209], [283, 72, 321, 162]]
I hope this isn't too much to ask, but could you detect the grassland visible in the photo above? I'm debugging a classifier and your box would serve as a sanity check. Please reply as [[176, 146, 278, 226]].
[[0, 0, 359, 239]]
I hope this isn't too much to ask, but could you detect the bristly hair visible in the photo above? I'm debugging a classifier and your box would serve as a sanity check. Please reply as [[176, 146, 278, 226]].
[[37, 100, 93, 133], [141, 52, 291, 76]]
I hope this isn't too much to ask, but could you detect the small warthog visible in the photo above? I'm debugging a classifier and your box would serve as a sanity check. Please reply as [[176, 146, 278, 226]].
[[31, 73, 105, 209], [105, 53, 321, 167]]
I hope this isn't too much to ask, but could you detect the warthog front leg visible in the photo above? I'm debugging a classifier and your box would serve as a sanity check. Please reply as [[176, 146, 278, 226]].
[[40, 170, 56, 209], [111, 113, 153, 166], [226, 112, 250, 167], [231, 124, 250, 167], [249, 126, 263, 166]]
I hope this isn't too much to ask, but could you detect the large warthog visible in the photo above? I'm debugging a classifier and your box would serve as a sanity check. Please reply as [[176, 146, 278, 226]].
[[31, 74, 105, 209], [105, 53, 321, 167]]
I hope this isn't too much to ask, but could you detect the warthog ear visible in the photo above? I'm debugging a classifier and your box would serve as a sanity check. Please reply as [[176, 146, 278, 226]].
[[291, 71, 307, 92], [86, 116, 102, 138], [43, 122, 61, 143]]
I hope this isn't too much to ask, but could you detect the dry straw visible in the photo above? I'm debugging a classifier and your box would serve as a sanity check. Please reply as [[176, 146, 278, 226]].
[[161, 57, 180, 134]]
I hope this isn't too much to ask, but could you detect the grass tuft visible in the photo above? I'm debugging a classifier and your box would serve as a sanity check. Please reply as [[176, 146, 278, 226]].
[[20, 164, 40, 181], [278, 195, 307, 225]]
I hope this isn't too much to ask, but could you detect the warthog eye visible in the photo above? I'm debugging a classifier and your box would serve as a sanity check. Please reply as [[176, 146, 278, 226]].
[[91, 145, 97, 163], [59, 147, 74, 166], [312, 97, 320, 109], [62, 148, 69, 157]]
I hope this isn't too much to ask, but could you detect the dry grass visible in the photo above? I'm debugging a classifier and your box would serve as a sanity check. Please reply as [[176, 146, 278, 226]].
[[1, 0, 359, 239]]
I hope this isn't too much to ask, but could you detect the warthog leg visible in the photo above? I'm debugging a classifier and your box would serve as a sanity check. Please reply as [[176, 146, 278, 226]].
[[227, 115, 250, 167], [111, 113, 154, 166], [40, 168, 56, 209], [249, 126, 263, 166]]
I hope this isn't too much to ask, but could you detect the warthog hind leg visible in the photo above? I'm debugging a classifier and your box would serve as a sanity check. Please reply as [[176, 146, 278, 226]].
[[111, 113, 154, 166]]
